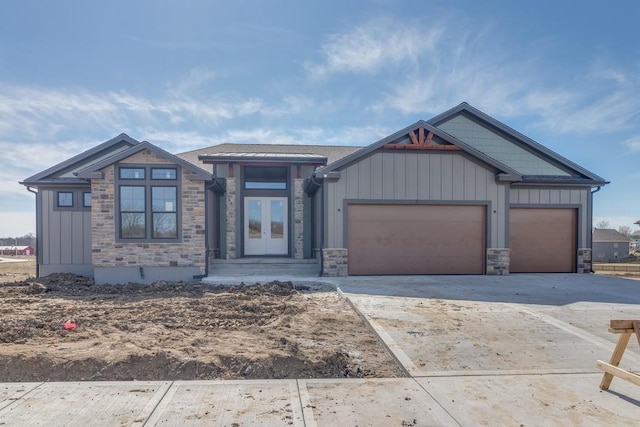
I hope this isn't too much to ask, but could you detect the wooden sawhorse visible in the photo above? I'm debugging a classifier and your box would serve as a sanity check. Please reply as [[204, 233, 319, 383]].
[[597, 320, 640, 390]]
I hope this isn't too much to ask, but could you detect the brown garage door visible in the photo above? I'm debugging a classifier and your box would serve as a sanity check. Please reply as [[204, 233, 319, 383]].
[[347, 204, 486, 275], [509, 208, 576, 273]]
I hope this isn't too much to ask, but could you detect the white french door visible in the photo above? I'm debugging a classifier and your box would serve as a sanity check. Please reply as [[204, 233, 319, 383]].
[[243, 197, 288, 255]]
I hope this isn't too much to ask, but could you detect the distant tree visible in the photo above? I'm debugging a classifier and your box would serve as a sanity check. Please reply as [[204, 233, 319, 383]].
[[0, 234, 36, 247], [618, 226, 632, 238], [595, 220, 610, 229]]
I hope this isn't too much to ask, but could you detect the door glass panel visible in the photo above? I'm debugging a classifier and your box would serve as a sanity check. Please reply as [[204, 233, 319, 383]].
[[270, 200, 284, 239], [248, 200, 262, 239]]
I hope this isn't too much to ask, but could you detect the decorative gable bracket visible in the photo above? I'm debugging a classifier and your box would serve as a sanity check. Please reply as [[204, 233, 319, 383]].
[[384, 127, 462, 151]]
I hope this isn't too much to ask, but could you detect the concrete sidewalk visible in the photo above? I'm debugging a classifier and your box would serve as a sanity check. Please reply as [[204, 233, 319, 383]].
[[0, 378, 457, 426], [2, 273, 640, 426]]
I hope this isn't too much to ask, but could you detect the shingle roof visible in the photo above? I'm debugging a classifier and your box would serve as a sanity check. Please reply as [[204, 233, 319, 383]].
[[593, 229, 630, 242], [176, 143, 362, 168]]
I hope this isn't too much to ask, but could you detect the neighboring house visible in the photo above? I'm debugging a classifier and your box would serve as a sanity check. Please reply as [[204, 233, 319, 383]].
[[0, 246, 34, 256], [630, 230, 640, 249], [593, 229, 630, 262], [21, 103, 607, 283]]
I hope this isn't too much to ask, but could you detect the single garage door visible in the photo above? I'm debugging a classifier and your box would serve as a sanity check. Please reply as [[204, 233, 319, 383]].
[[347, 204, 486, 275], [509, 208, 576, 273]]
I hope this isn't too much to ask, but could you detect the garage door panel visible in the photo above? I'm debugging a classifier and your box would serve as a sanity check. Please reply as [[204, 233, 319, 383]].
[[509, 208, 576, 273], [347, 204, 485, 275]]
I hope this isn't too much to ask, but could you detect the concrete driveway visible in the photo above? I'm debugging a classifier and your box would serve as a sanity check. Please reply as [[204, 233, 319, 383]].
[[339, 274, 640, 426]]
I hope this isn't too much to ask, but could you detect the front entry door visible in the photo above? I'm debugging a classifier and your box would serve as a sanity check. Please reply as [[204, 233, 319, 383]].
[[244, 197, 288, 255]]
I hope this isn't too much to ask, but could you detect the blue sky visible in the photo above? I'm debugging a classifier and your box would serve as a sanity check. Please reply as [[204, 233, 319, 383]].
[[1, 0, 639, 236]]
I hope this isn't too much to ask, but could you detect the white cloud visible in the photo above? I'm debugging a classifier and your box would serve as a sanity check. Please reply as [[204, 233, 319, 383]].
[[169, 68, 219, 96], [0, 83, 270, 145], [623, 134, 640, 151], [306, 17, 443, 80], [307, 16, 640, 141]]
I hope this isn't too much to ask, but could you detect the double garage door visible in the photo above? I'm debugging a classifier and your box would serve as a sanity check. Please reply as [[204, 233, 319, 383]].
[[347, 204, 577, 275], [347, 204, 486, 275]]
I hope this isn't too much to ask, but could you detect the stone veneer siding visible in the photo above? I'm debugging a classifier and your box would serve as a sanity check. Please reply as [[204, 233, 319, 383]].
[[322, 248, 348, 277], [294, 178, 304, 259], [486, 248, 509, 275], [91, 149, 206, 273], [577, 248, 592, 274], [225, 177, 237, 259]]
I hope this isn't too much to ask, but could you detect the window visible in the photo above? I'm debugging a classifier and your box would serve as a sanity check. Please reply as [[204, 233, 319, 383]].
[[613, 242, 619, 248], [117, 165, 180, 241], [244, 166, 288, 190], [152, 187, 177, 238], [119, 167, 145, 179], [120, 186, 146, 238], [57, 192, 73, 207], [54, 190, 91, 211], [151, 168, 177, 180]]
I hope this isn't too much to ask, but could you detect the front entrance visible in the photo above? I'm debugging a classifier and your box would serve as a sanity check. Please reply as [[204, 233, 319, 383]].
[[244, 197, 288, 255]]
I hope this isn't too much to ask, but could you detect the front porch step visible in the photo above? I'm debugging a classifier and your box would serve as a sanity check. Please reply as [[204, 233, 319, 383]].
[[208, 258, 321, 277]]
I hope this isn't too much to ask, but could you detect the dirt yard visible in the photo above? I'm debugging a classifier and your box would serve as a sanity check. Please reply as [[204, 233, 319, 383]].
[[0, 259, 403, 381]]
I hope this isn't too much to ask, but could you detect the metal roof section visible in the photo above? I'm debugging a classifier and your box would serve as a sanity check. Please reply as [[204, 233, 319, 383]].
[[21, 133, 140, 186], [593, 228, 630, 242], [314, 120, 523, 181], [429, 102, 608, 185], [177, 143, 362, 167], [76, 141, 212, 181], [198, 152, 328, 165]]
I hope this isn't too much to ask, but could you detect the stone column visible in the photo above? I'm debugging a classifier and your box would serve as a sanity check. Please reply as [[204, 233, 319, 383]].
[[294, 179, 304, 259], [577, 248, 592, 273], [322, 248, 348, 277], [225, 177, 237, 259], [486, 248, 510, 275]]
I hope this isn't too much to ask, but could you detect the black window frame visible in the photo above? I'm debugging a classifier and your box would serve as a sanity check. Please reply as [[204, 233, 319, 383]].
[[151, 167, 178, 180], [116, 164, 181, 243], [53, 189, 91, 212], [119, 167, 146, 180], [83, 191, 92, 208], [243, 166, 289, 191], [57, 191, 74, 207]]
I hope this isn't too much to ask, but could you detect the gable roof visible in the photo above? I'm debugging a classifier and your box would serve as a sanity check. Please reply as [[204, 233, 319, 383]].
[[77, 141, 212, 181], [177, 143, 362, 168], [21, 133, 140, 186], [429, 102, 607, 185], [314, 120, 523, 181], [593, 229, 630, 243]]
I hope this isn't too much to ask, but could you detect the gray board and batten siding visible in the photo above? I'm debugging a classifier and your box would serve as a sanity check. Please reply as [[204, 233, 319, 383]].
[[323, 150, 509, 249], [38, 187, 93, 277]]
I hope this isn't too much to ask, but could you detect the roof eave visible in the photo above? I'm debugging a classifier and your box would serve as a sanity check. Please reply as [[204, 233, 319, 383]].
[[22, 133, 141, 184], [77, 141, 213, 181], [315, 120, 522, 180], [198, 154, 327, 165], [428, 102, 608, 184]]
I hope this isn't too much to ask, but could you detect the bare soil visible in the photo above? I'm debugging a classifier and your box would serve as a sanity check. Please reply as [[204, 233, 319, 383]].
[[0, 260, 403, 381]]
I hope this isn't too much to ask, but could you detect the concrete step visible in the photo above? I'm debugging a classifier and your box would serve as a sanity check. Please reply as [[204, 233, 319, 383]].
[[208, 258, 321, 277]]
